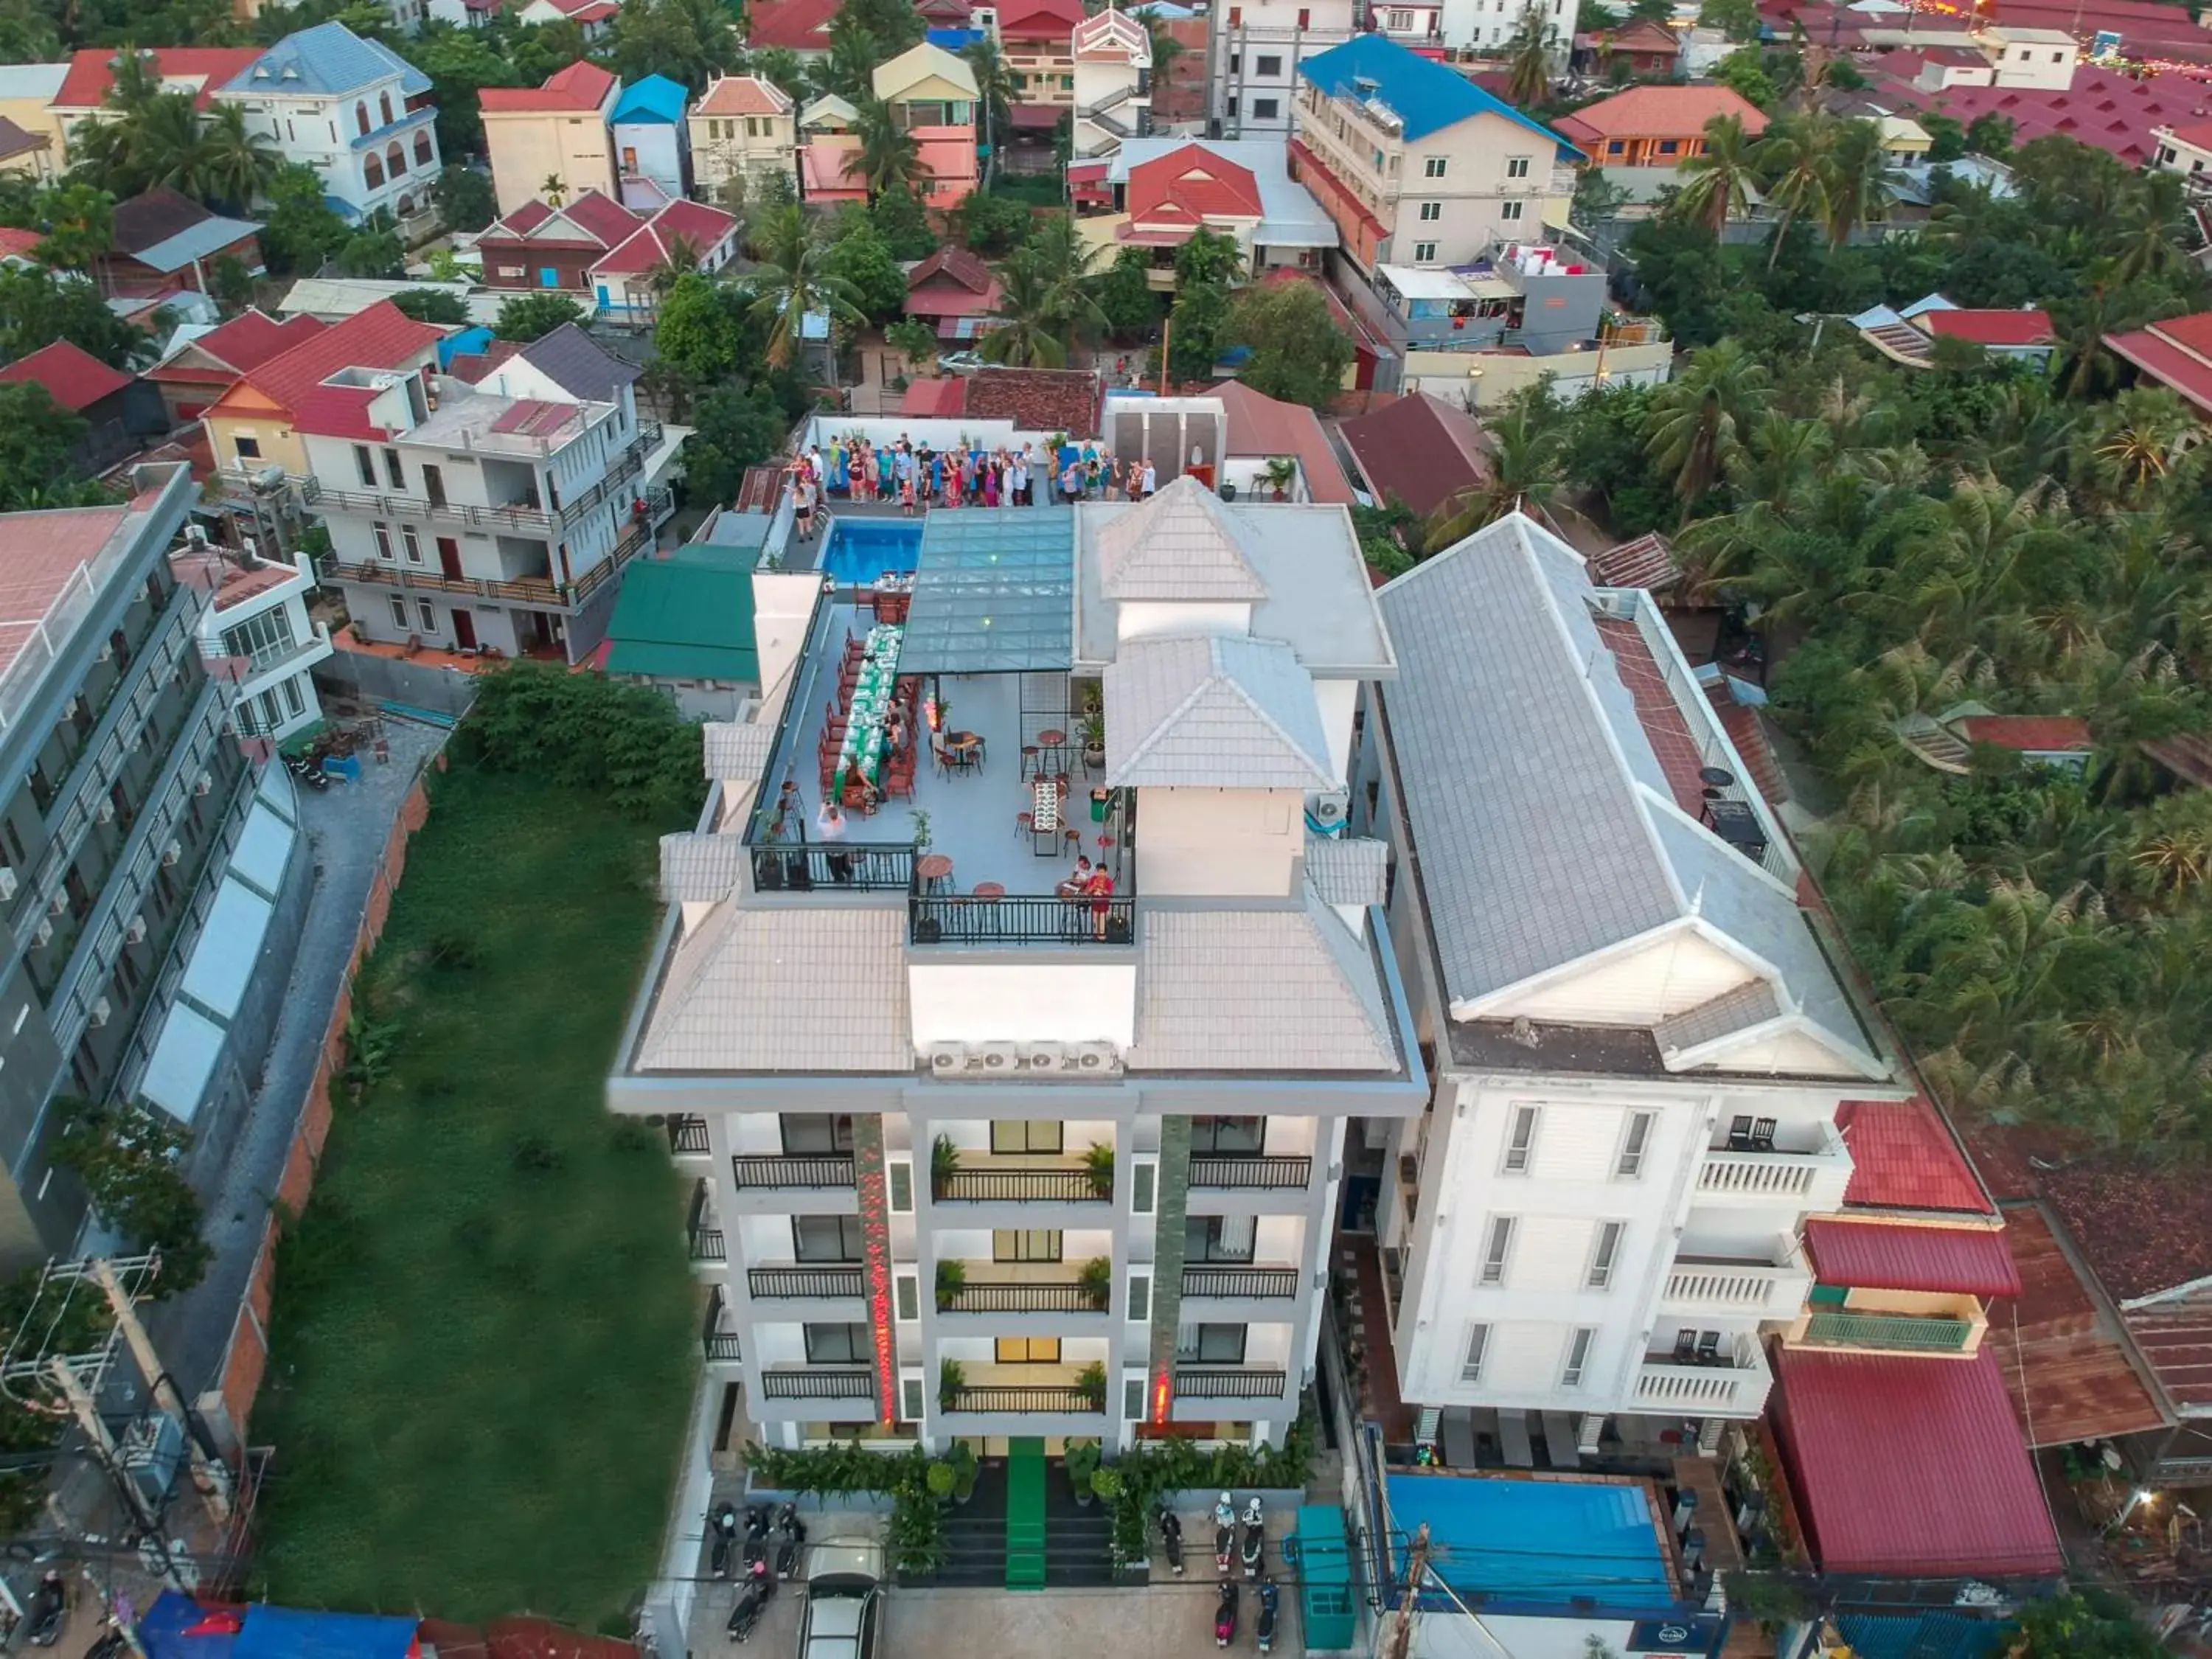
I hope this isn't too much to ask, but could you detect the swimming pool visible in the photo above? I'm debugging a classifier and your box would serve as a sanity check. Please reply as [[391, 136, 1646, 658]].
[[1384, 1472, 1677, 1613], [819, 519, 922, 586]]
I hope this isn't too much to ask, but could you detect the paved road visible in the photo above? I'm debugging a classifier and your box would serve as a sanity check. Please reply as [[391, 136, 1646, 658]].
[[886, 1584, 1305, 1659]]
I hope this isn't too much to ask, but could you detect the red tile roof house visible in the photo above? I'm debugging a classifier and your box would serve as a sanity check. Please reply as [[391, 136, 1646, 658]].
[[903, 245, 1003, 341], [2106, 308, 2212, 420], [0, 340, 169, 475], [1552, 84, 1768, 167], [47, 47, 260, 161], [142, 307, 326, 424], [1207, 379, 1357, 504], [998, 0, 1087, 122], [743, 0, 838, 54], [1918, 306, 2057, 366], [1338, 391, 1491, 520], [588, 198, 741, 320], [477, 191, 645, 297], [98, 187, 265, 302], [1119, 145, 1265, 262]]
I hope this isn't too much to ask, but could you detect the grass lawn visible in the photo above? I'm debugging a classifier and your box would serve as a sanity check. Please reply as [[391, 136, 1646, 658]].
[[254, 759, 698, 1631]]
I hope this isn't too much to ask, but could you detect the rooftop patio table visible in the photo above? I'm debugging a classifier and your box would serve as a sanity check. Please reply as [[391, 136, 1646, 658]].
[[836, 623, 904, 790]]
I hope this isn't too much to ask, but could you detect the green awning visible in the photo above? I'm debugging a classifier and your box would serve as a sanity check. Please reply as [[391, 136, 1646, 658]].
[[602, 553, 760, 684]]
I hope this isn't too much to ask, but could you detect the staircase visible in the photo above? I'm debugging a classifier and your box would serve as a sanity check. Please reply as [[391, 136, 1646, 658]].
[[1006, 1438, 1048, 1589], [929, 1458, 1009, 1587], [1043, 1458, 1116, 1587]]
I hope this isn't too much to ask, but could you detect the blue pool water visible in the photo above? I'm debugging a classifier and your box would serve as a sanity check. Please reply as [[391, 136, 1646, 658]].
[[1385, 1472, 1677, 1613], [819, 519, 922, 585]]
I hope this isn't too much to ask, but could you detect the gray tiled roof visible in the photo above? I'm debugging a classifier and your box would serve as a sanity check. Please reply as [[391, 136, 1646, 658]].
[[518, 322, 642, 400], [638, 906, 911, 1072], [1128, 888, 1397, 1071], [1105, 633, 1333, 789], [1305, 836, 1388, 909], [1653, 979, 1779, 1056], [658, 832, 748, 902], [703, 721, 774, 780], [1094, 476, 1269, 601]]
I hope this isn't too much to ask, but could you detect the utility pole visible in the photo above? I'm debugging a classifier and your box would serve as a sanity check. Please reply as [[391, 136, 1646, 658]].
[[47, 1359, 185, 1593], [91, 1262, 230, 1525], [1382, 1522, 1429, 1659]]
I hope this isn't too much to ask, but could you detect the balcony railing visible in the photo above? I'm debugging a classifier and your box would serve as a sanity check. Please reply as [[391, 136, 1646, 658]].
[[703, 1290, 742, 1361], [749, 1265, 867, 1298], [1801, 1311, 1975, 1354], [1661, 1254, 1810, 1317], [667, 1115, 710, 1155], [1175, 1367, 1290, 1399], [317, 499, 667, 610], [1189, 1155, 1313, 1189], [943, 1280, 1105, 1313], [759, 1368, 877, 1400], [936, 1169, 1107, 1203], [751, 844, 915, 892], [310, 419, 664, 535], [1182, 1267, 1301, 1299], [910, 894, 1133, 946], [688, 1226, 726, 1262], [943, 1385, 1104, 1413], [1635, 1343, 1770, 1412], [731, 1154, 858, 1189]]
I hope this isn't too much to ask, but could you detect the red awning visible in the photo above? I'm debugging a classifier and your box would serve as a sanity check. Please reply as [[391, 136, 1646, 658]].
[[1803, 1218, 2021, 1298], [1770, 1346, 2062, 1579]]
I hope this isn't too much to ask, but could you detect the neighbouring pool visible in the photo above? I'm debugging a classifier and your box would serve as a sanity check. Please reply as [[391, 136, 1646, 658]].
[[819, 519, 922, 586], [1384, 1472, 1678, 1613]]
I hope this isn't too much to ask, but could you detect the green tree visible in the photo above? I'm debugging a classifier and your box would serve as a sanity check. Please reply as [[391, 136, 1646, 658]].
[[1226, 279, 1352, 409], [495, 291, 588, 341], [1965, 111, 2015, 156], [845, 97, 924, 203], [334, 215, 406, 277], [259, 161, 351, 274], [653, 271, 745, 383], [869, 183, 938, 260], [50, 1098, 211, 1294], [0, 384, 110, 511], [208, 251, 256, 311], [1174, 226, 1244, 287], [398, 23, 523, 157], [1816, 117, 1896, 248], [979, 251, 1071, 368], [1757, 112, 1832, 271], [962, 34, 1015, 178], [605, 0, 739, 94], [27, 183, 115, 272], [1921, 113, 1966, 163], [433, 164, 497, 232], [1709, 46, 1776, 110], [1571, 167, 1631, 226], [1671, 114, 1759, 234], [2002, 1593, 2163, 1658], [1642, 337, 1770, 512], [886, 318, 939, 372], [391, 287, 470, 324], [1164, 278, 1231, 383], [1700, 0, 1761, 40], [959, 191, 1033, 256], [0, 265, 143, 367], [684, 380, 793, 501], [1427, 398, 1562, 549], [740, 203, 863, 369], [1096, 247, 1163, 338], [198, 102, 280, 212], [1503, 1, 1556, 107], [820, 220, 908, 320]]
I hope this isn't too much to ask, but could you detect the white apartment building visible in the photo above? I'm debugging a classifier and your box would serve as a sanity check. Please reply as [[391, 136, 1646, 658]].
[[1352, 514, 1905, 1460], [608, 403, 1423, 1456], [214, 23, 442, 228], [306, 325, 683, 665], [1439, 0, 1579, 52], [1071, 9, 1152, 160], [1208, 0, 1359, 139], [689, 75, 799, 204], [193, 544, 334, 744]]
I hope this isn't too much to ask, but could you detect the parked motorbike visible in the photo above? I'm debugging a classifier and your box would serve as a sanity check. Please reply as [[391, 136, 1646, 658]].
[[1239, 1496, 1265, 1579], [708, 1501, 740, 1579], [726, 1557, 773, 1642], [24, 1571, 63, 1649], [1158, 1507, 1184, 1576], [284, 752, 329, 791], [772, 1502, 806, 1580], [1213, 1492, 1236, 1576], [1213, 1582, 1238, 1649], [1256, 1578, 1279, 1654], [741, 1505, 773, 1573]]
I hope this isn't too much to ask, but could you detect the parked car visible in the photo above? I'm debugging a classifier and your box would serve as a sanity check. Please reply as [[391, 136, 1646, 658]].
[[798, 1541, 883, 1659], [935, 350, 987, 374]]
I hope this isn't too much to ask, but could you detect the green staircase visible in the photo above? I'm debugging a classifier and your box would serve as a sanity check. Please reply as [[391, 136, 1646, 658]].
[[1006, 1437, 1047, 1589]]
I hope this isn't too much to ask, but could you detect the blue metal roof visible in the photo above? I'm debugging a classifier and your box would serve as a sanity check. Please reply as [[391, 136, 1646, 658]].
[[1295, 33, 1574, 155], [226, 21, 430, 97], [612, 74, 689, 125]]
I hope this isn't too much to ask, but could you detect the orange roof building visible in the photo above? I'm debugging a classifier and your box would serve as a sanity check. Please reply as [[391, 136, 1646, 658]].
[[1552, 84, 1767, 166], [479, 61, 622, 217]]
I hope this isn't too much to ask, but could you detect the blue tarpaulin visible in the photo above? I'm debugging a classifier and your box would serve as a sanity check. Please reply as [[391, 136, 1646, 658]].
[[140, 1595, 419, 1659]]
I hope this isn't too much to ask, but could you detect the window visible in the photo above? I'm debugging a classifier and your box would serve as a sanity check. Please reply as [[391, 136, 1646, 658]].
[[894, 1272, 919, 1321], [282, 675, 305, 718], [1188, 1214, 1256, 1263], [1562, 1326, 1595, 1388], [993, 1229, 1062, 1262], [1419, 200, 1441, 221], [782, 1113, 854, 1152], [382, 447, 404, 487], [1423, 156, 1446, 178], [1130, 1160, 1156, 1214], [1615, 1111, 1654, 1178], [1253, 97, 1279, 119], [995, 1337, 1061, 1363], [364, 151, 383, 189], [372, 521, 394, 559], [1461, 1323, 1489, 1384], [1500, 200, 1524, 221], [1388, 7, 1413, 25], [1124, 1376, 1146, 1419], [1479, 1215, 1514, 1286], [1127, 1272, 1150, 1323], [414, 129, 432, 166], [803, 1323, 869, 1364], [1607, 139, 1624, 156], [218, 608, 299, 668], [400, 524, 422, 563], [1506, 155, 1530, 178], [1191, 1116, 1263, 1154], [1228, 95, 1239, 116], [990, 1119, 1063, 1153], [416, 598, 436, 633], [1658, 139, 1678, 155], [1227, 4, 1240, 21], [1176, 1323, 1246, 1364], [355, 100, 370, 136], [793, 1215, 863, 1261], [1256, 53, 1281, 74], [379, 91, 394, 125], [354, 445, 377, 486], [1502, 1105, 1537, 1173], [1586, 1220, 1623, 1290], [388, 595, 409, 629], [234, 434, 261, 462], [901, 1375, 925, 1420], [1413, 241, 1437, 262], [888, 1159, 913, 1212]]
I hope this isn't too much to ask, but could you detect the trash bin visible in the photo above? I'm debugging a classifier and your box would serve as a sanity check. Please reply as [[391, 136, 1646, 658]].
[[1091, 789, 1110, 823]]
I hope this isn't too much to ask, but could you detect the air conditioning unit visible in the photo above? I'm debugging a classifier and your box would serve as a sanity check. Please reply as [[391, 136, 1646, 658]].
[[1305, 790, 1349, 838], [48, 891, 68, 917], [32, 919, 51, 948], [1074, 1040, 1121, 1074], [125, 915, 145, 945], [927, 1040, 967, 1075], [193, 771, 211, 797], [1023, 1042, 1067, 1073], [96, 800, 114, 824], [973, 1040, 1020, 1074], [63, 696, 80, 721], [0, 868, 15, 902], [97, 641, 112, 663], [161, 840, 181, 867], [87, 997, 110, 1029]]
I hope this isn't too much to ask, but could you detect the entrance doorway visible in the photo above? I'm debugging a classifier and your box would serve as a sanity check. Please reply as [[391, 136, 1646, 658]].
[[452, 610, 477, 651], [437, 536, 462, 580]]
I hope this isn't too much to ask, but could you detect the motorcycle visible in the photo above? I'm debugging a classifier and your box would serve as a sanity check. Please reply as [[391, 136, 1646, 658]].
[[1158, 1507, 1184, 1576], [1256, 1578, 1279, 1654], [1239, 1496, 1265, 1580], [742, 1505, 773, 1573], [726, 1557, 773, 1642], [1213, 1492, 1237, 1576], [1213, 1582, 1238, 1649], [772, 1503, 806, 1580], [708, 1501, 740, 1579], [24, 1571, 63, 1649], [284, 752, 329, 791]]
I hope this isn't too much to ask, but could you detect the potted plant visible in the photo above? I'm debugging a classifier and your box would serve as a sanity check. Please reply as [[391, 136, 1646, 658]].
[[1261, 456, 1297, 501], [950, 1440, 978, 1504], [1085, 1141, 1114, 1197], [931, 1133, 960, 1199], [1079, 692, 1105, 772], [935, 1257, 967, 1311], [1076, 1360, 1108, 1408], [1079, 1255, 1112, 1310], [927, 1459, 957, 1501], [1065, 1437, 1102, 1505], [912, 808, 933, 850], [938, 1357, 967, 1412], [1090, 1464, 1124, 1506]]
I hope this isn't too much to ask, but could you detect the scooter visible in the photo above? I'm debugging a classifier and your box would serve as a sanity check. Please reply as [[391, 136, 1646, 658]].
[[1256, 1578, 1280, 1654], [1158, 1507, 1184, 1576], [285, 752, 329, 791], [741, 1505, 773, 1573], [1240, 1495, 1265, 1579], [1214, 1581, 1238, 1649], [772, 1503, 806, 1580], [24, 1571, 63, 1649], [708, 1501, 740, 1578], [726, 1557, 773, 1642], [1213, 1492, 1237, 1576]]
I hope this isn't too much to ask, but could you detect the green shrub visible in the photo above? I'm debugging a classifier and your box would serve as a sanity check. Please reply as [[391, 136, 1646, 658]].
[[458, 664, 706, 825], [935, 1257, 966, 1310], [49, 1097, 209, 1293]]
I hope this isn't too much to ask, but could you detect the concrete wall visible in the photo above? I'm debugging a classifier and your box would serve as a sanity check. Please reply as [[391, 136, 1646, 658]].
[[1135, 786, 1302, 897], [313, 650, 482, 720]]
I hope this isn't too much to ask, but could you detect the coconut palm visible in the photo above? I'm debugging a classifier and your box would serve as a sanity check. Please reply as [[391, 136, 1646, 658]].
[[978, 251, 1069, 368], [2087, 387, 2199, 508], [2110, 170, 2187, 284], [1755, 112, 1832, 271], [541, 174, 568, 206], [1425, 403, 1562, 550], [741, 204, 864, 369], [1503, 1, 1555, 108], [198, 104, 281, 213], [1894, 474, 2068, 655], [962, 35, 1015, 181], [644, 233, 705, 300], [1815, 117, 1896, 249], [844, 97, 923, 204], [1025, 212, 1107, 342], [1642, 338, 1770, 512], [1670, 114, 1758, 235]]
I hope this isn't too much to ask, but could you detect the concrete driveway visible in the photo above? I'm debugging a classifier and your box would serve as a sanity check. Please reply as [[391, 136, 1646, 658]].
[[885, 1585, 1304, 1659]]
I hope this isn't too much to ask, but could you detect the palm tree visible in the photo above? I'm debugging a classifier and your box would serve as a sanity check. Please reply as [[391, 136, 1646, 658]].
[[198, 104, 281, 213], [962, 35, 1015, 184], [130, 94, 214, 197], [1503, 1, 1555, 108], [741, 204, 864, 369], [541, 174, 568, 206], [1670, 114, 1758, 234], [1024, 212, 1107, 343], [844, 98, 922, 204], [1642, 338, 1770, 512], [1895, 473, 2067, 655], [1425, 403, 1562, 550], [2110, 170, 2186, 284], [1815, 117, 1896, 249], [29, 183, 114, 272], [2085, 388, 2199, 508], [644, 233, 705, 300], [1756, 111, 1832, 271], [978, 251, 1069, 368]]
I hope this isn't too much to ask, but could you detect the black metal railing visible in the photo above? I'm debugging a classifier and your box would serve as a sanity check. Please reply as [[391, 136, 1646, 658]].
[[758, 1368, 877, 1400], [1182, 1267, 1301, 1299], [749, 1266, 867, 1298], [702, 1290, 742, 1361], [1189, 1155, 1313, 1189], [1175, 1368, 1290, 1399], [936, 1169, 1108, 1203], [732, 1155, 858, 1189], [667, 1115, 710, 1155], [910, 894, 1134, 946], [944, 1280, 1106, 1313], [943, 1386, 1105, 1413], [689, 1227, 726, 1262], [751, 843, 916, 893]]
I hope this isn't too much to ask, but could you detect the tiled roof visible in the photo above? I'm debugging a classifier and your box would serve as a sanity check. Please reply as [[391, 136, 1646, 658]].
[[594, 198, 737, 276], [2104, 319, 2212, 416], [998, 0, 1084, 35], [485, 190, 641, 248], [901, 376, 967, 417], [703, 722, 774, 780], [0, 117, 47, 164], [1072, 7, 1150, 61], [906, 243, 996, 299], [0, 227, 42, 263], [2039, 1161, 2212, 1304], [1803, 1217, 2020, 1298], [479, 59, 617, 113], [1106, 633, 1334, 790], [446, 338, 527, 383], [1304, 836, 1388, 908], [159, 308, 323, 378], [54, 46, 259, 110], [745, 0, 839, 50], [1127, 143, 1264, 226], [1206, 380, 1356, 506], [2124, 1301, 2212, 1410], [514, 323, 639, 400], [0, 340, 133, 411], [1984, 1203, 2168, 1446], [696, 74, 794, 116], [290, 382, 384, 440], [1769, 1347, 2063, 1579], [1297, 33, 1575, 153], [1554, 83, 1767, 142], [224, 22, 428, 97], [237, 299, 443, 416], [1874, 64, 2203, 167], [637, 905, 912, 1072], [1651, 981, 1781, 1057], [962, 366, 1101, 438], [1952, 714, 2093, 753], [1339, 392, 1490, 520], [874, 41, 978, 101], [1921, 308, 2055, 347], [1095, 475, 1268, 600], [1127, 890, 1399, 1072], [0, 504, 133, 675], [657, 831, 751, 902], [111, 188, 220, 257], [1835, 1097, 1992, 1214], [612, 72, 689, 125]]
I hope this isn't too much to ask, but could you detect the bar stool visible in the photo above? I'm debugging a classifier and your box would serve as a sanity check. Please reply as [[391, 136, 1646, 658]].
[[1021, 744, 1042, 779], [1014, 810, 1034, 840]]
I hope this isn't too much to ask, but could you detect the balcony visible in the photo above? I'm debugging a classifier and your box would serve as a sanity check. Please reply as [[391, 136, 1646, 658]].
[[748, 1265, 868, 1298], [703, 1289, 742, 1363], [935, 1166, 1109, 1204], [732, 1154, 858, 1189], [317, 499, 668, 610], [910, 892, 1133, 947], [688, 1225, 726, 1263], [310, 419, 664, 535], [1189, 1155, 1313, 1189], [759, 1367, 877, 1401], [751, 842, 915, 893], [940, 1264, 1107, 1314], [1695, 1121, 1851, 1211], [942, 1384, 1105, 1413], [1635, 1337, 1771, 1416], [1174, 1367, 1291, 1399], [1660, 1247, 1812, 1319], [666, 1115, 711, 1156], [1794, 1307, 1981, 1355], [1181, 1267, 1301, 1300]]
